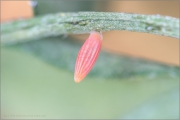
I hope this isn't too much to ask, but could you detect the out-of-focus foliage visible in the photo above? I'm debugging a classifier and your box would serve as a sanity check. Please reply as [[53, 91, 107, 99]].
[[2, 46, 179, 119], [7, 36, 179, 79], [33, 0, 107, 15]]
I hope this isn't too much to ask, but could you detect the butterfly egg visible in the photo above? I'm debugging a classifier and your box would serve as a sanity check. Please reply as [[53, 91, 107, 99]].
[[74, 31, 103, 83]]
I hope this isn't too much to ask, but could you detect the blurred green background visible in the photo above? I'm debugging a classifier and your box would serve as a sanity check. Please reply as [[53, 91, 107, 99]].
[[1, 1, 179, 119]]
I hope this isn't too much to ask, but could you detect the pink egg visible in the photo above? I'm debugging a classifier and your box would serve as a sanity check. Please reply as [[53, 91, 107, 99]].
[[74, 31, 103, 83]]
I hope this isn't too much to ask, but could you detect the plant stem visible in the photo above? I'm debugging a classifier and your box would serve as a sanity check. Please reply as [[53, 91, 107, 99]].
[[1, 12, 179, 45]]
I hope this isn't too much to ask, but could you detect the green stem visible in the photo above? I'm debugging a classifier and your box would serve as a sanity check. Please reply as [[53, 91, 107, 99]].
[[1, 12, 179, 45]]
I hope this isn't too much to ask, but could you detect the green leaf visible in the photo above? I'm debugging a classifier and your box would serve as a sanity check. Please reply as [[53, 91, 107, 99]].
[[1, 12, 179, 46]]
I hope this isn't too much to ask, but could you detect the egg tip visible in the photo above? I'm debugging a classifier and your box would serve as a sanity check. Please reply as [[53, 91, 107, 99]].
[[74, 76, 82, 83]]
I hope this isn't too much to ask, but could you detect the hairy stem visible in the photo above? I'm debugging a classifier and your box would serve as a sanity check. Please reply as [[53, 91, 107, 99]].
[[1, 12, 179, 45]]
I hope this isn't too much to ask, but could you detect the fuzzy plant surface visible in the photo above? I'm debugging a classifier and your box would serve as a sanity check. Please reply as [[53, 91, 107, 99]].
[[1, 12, 179, 46]]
